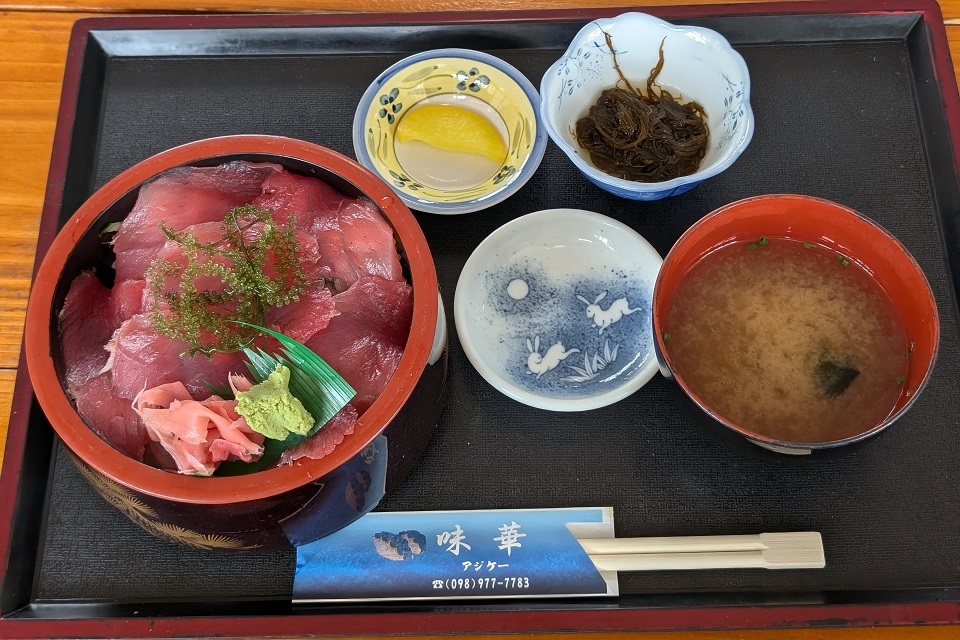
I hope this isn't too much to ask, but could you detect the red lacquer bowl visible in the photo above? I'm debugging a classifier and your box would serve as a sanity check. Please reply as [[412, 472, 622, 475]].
[[23, 135, 446, 550], [652, 194, 940, 453]]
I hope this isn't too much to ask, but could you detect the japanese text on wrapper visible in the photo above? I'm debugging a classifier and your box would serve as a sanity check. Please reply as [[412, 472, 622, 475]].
[[431, 521, 530, 591]]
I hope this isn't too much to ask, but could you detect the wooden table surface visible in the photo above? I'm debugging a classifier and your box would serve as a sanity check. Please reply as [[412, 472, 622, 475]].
[[2, 0, 959, 638]]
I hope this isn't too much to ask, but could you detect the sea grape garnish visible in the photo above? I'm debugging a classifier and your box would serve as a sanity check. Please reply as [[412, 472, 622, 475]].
[[146, 204, 307, 356]]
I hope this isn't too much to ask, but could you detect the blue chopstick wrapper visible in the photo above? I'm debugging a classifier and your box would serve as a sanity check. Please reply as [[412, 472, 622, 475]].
[[294, 506, 617, 601]]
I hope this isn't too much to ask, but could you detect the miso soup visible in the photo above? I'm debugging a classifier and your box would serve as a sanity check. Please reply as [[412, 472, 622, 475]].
[[663, 237, 908, 443]]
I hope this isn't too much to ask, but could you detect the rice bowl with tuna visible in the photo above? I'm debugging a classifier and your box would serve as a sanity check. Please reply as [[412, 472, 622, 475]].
[[59, 159, 415, 477], [24, 136, 443, 549]]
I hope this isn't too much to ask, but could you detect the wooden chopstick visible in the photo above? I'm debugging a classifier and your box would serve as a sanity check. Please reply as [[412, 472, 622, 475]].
[[579, 531, 825, 571]]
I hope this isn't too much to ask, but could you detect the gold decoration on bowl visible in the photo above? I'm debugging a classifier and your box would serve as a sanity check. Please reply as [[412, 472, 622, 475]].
[[71, 454, 260, 551], [146, 521, 260, 552]]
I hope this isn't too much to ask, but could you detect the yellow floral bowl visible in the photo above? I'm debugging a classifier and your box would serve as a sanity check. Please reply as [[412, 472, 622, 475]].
[[353, 48, 547, 215]]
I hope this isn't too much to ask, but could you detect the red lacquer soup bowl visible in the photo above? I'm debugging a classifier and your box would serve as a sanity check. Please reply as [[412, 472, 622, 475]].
[[23, 135, 447, 551], [652, 194, 939, 454]]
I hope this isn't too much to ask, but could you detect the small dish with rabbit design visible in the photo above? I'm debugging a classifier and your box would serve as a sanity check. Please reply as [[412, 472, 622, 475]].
[[454, 208, 662, 411]]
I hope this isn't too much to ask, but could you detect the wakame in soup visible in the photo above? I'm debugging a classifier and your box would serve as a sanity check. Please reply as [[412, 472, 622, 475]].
[[663, 237, 908, 443]]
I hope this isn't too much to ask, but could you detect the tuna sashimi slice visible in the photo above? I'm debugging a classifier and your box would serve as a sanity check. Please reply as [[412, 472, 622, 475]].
[[74, 371, 149, 461], [306, 277, 413, 412], [337, 198, 404, 283], [61, 273, 149, 392], [60, 270, 113, 393], [311, 197, 404, 291], [108, 279, 146, 327], [312, 228, 356, 291], [107, 314, 246, 400], [113, 161, 281, 281], [280, 403, 357, 465], [253, 168, 347, 230], [267, 286, 337, 345]]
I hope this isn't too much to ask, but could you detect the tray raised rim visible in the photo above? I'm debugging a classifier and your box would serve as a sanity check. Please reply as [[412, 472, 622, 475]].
[[3, 1, 960, 636]]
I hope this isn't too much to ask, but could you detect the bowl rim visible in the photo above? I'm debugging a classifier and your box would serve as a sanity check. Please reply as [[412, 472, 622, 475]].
[[352, 47, 548, 215], [23, 134, 439, 504], [454, 207, 662, 411], [539, 11, 755, 194], [652, 193, 941, 449]]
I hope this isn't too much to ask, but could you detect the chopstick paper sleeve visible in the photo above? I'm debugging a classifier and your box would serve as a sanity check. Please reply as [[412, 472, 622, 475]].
[[293, 507, 617, 602]]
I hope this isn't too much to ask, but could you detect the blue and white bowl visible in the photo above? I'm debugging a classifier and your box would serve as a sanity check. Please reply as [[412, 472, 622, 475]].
[[539, 12, 754, 200], [454, 209, 662, 411]]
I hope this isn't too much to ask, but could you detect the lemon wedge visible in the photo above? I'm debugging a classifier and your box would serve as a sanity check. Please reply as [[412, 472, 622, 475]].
[[395, 104, 508, 163]]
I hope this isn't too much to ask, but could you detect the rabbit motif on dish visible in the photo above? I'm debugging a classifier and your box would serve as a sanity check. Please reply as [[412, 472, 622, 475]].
[[577, 290, 641, 335], [525, 336, 579, 379]]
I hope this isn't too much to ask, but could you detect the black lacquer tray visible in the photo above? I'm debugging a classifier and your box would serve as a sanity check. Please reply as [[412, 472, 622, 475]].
[[3, 2, 960, 637]]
